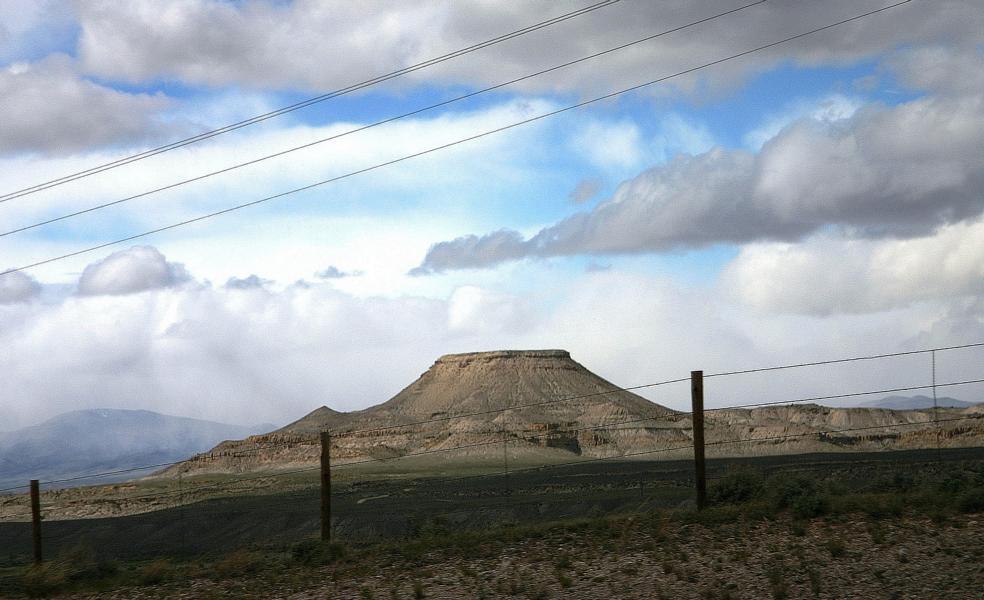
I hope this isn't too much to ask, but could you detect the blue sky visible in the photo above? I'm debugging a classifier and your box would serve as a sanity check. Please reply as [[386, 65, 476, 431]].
[[1, 0, 982, 428]]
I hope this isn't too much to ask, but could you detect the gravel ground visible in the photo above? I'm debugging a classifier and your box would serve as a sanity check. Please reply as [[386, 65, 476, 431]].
[[58, 513, 984, 599]]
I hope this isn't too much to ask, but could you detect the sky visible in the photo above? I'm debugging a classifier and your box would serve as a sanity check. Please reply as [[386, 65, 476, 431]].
[[1, 0, 983, 430]]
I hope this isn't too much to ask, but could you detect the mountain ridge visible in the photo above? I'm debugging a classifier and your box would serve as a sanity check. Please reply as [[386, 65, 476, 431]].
[[0, 408, 275, 489]]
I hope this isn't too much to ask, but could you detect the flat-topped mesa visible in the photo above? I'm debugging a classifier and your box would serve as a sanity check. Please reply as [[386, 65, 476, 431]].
[[160, 346, 984, 480], [373, 348, 674, 422]]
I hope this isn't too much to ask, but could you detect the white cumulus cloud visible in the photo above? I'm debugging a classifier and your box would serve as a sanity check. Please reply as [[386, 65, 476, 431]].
[[723, 219, 984, 316], [0, 271, 41, 304], [77, 246, 190, 296]]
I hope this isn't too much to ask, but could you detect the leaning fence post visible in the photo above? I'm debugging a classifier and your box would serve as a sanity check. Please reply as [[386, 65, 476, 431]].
[[691, 370, 707, 510], [30, 479, 42, 564], [320, 430, 332, 542]]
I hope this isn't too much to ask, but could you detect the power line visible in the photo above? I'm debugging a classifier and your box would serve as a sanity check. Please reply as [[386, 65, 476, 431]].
[[0, 0, 620, 203], [0, 1, 769, 239], [704, 341, 984, 379], [0, 0, 914, 279]]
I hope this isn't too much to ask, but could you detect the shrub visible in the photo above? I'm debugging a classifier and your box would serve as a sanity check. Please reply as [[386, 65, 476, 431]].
[[791, 493, 828, 519], [290, 539, 347, 566], [824, 538, 846, 558], [22, 562, 69, 598], [767, 475, 828, 518], [765, 562, 788, 599], [863, 495, 904, 520], [958, 487, 984, 513], [871, 471, 916, 493], [213, 549, 264, 578], [21, 543, 118, 597], [710, 471, 763, 505], [137, 559, 174, 586]]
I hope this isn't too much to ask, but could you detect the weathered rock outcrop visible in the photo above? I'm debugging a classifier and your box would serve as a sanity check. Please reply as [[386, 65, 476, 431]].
[[163, 350, 983, 476]]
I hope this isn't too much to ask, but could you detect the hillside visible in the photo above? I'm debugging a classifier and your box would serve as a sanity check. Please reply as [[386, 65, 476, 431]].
[[166, 349, 984, 477], [0, 409, 274, 489]]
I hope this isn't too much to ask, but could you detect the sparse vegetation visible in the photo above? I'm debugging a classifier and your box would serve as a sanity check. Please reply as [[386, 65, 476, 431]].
[[20, 543, 119, 597], [136, 558, 174, 586], [2, 454, 984, 598], [823, 537, 847, 558]]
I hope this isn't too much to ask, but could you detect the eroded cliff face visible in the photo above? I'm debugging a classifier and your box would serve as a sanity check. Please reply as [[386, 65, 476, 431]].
[[162, 350, 983, 477]]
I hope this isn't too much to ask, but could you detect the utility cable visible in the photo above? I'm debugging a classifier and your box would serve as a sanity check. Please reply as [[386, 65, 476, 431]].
[[0, 1, 769, 238], [0, 0, 620, 202], [704, 341, 984, 379], [0, 0, 914, 279]]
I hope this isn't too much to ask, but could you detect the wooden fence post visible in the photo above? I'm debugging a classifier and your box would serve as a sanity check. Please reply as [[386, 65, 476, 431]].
[[320, 430, 332, 542], [502, 428, 511, 507], [691, 370, 707, 511], [30, 479, 42, 564]]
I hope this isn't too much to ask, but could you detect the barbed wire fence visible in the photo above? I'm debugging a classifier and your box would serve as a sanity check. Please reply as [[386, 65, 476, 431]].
[[2, 342, 983, 565]]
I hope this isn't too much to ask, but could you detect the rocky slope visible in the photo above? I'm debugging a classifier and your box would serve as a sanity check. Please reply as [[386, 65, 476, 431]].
[[164, 350, 984, 477]]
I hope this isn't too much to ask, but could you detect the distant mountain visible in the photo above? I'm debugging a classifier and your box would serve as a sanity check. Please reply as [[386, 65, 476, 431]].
[[859, 395, 976, 410], [0, 409, 275, 490]]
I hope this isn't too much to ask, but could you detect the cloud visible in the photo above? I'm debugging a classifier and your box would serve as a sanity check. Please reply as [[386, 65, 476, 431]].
[[77, 246, 189, 296], [568, 178, 601, 205], [225, 274, 271, 289], [0, 96, 552, 250], [743, 93, 862, 150], [71, 1, 984, 97], [4, 245, 983, 431], [569, 120, 643, 171], [722, 219, 984, 316], [0, 55, 173, 155], [414, 91, 984, 273], [316, 266, 363, 280], [0, 0, 76, 64], [409, 229, 530, 275], [75, 0, 445, 90], [447, 285, 529, 335], [651, 113, 716, 161], [888, 45, 984, 98], [0, 271, 41, 304]]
